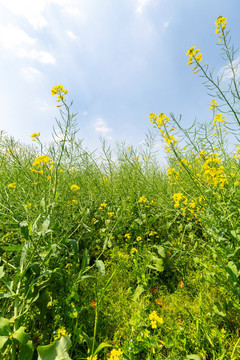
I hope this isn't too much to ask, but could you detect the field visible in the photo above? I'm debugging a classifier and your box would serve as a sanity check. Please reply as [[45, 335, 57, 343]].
[[0, 16, 240, 360]]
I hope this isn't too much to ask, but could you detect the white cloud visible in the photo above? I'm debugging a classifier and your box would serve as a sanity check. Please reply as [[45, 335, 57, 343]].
[[66, 30, 78, 40], [19, 49, 56, 64], [136, 0, 153, 13], [0, 24, 36, 49], [0, 24, 55, 64], [163, 21, 169, 29], [0, 0, 48, 29], [21, 67, 42, 81], [219, 57, 240, 81], [94, 118, 112, 138]]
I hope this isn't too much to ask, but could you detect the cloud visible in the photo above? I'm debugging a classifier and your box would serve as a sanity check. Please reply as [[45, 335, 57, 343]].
[[0, 0, 48, 29], [94, 118, 112, 138], [66, 30, 78, 40], [0, 24, 36, 49], [19, 49, 56, 64], [218, 57, 240, 81], [21, 67, 42, 81], [136, 0, 153, 14], [0, 24, 55, 64], [163, 20, 169, 29]]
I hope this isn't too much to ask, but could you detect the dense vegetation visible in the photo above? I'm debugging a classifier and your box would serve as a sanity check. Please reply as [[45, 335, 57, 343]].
[[0, 16, 240, 360]]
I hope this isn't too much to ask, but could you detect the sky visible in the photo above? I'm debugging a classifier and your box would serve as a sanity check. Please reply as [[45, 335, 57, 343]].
[[0, 0, 239, 158]]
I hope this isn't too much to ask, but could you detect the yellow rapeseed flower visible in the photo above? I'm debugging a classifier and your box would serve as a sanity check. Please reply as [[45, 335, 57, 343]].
[[51, 84, 68, 96], [209, 100, 218, 110], [70, 184, 80, 191], [87, 356, 97, 360], [108, 348, 123, 360], [53, 326, 71, 340], [31, 132, 40, 140], [32, 155, 51, 167]]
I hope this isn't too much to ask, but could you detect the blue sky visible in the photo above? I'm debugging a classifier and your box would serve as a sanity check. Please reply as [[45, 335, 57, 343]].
[[0, 0, 239, 156]]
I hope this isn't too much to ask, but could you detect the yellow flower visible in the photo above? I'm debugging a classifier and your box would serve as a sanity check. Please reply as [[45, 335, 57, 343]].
[[138, 195, 147, 203], [131, 248, 138, 254], [99, 203, 107, 210], [8, 183, 16, 189], [195, 52, 202, 63], [108, 349, 123, 360], [51, 85, 68, 96], [209, 100, 218, 110], [32, 155, 51, 167], [87, 356, 97, 360], [186, 46, 196, 57], [70, 184, 80, 191], [31, 132, 40, 140], [54, 327, 71, 340], [124, 233, 131, 239], [136, 236, 142, 242]]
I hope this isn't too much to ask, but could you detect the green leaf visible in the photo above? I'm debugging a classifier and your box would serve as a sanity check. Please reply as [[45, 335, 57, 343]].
[[153, 245, 165, 258], [95, 260, 105, 276], [0, 292, 13, 299], [37, 336, 72, 360], [20, 242, 33, 269], [18, 340, 34, 360], [132, 285, 145, 302], [186, 355, 201, 360], [0, 266, 5, 279], [0, 318, 11, 336], [13, 326, 29, 345], [0, 335, 8, 350], [226, 261, 239, 285], [41, 217, 51, 236], [93, 342, 112, 356], [20, 221, 29, 240], [147, 256, 164, 272]]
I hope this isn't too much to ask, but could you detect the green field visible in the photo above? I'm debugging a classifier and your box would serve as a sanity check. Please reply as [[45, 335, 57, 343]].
[[0, 16, 240, 360]]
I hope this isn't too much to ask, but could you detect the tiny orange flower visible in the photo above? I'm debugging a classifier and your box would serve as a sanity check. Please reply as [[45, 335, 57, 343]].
[[179, 281, 184, 289], [90, 300, 97, 307]]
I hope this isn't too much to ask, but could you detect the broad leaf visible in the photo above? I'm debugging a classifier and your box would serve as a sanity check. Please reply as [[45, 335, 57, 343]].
[[132, 285, 145, 302], [18, 340, 34, 360], [37, 336, 72, 360], [95, 260, 105, 276], [0, 335, 8, 350], [13, 326, 29, 345], [0, 317, 11, 336]]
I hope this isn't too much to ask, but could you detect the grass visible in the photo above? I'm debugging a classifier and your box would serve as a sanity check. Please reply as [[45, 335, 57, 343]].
[[0, 15, 240, 360]]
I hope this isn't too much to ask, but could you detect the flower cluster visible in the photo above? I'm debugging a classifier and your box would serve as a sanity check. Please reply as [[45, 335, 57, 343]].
[[138, 195, 147, 203], [209, 100, 218, 110], [215, 16, 227, 35], [108, 349, 123, 360], [32, 155, 51, 167], [53, 326, 71, 340], [51, 85, 68, 96], [70, 184, 80, 191], [87, 356, 97, 360], [149, 113, 177, 152], [149, 310, 163, 329], [201, 153, 228, 188], [186, 46, 202, 67], [31, 132, 40, 141]]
